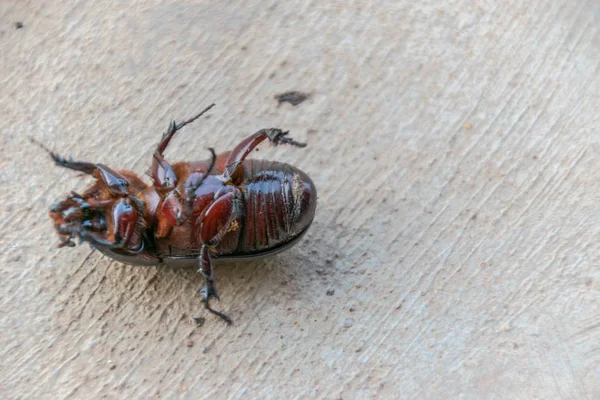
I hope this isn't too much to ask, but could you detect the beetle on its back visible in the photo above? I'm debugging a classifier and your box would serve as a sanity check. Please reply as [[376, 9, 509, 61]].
[[38, 104, 317, 324]]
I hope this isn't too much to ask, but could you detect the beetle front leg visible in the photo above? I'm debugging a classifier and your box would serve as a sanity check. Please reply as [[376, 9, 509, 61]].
[[223, 128, 306, 184]]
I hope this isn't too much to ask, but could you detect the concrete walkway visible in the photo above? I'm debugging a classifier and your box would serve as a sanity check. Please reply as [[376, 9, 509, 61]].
[[1, 1, 598, 398]]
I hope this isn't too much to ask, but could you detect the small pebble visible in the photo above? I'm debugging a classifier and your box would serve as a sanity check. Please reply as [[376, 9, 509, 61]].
[[274, 91, 310, 106], [342, 318, 354, 329], [186, 340, 194, 347]]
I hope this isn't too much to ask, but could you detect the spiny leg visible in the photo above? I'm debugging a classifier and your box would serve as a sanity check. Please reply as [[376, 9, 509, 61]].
[[30, 137, 97, 174], [198, 246, 232, 324], [156, 103, 216, 155], [196, 189, 243, 324], [223, 128, 306, 184], [150, 103, 216, 188], [31, 138, 135, 196]]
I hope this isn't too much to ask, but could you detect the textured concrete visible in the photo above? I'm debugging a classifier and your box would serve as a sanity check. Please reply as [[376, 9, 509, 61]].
[[1, 1, 599, 399]]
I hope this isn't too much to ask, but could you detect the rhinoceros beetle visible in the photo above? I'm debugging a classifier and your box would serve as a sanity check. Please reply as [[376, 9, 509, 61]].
[[36, 104, 317, 324]]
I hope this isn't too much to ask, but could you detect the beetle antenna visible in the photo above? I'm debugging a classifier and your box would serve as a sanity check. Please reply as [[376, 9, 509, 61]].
[[174, 103, 216, 132]]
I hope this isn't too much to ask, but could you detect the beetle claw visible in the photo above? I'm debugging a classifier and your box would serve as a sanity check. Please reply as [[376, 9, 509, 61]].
[[198, 285, 231, 324], [199, 284, 220, 302], [202, 301, 232, 325], [57, 236, 76, 248], [267, 128, 307, 148], [167, 120, 177, 135]]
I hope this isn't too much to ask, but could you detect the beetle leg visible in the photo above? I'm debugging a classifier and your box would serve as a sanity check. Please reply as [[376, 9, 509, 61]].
[[31, 138, 134, 196], [179, 148, 217, 222], [195, 189, 243, 324], [199, 189, 242, 244], [198, 246, 232, 324], [30, 137, 97, 174], [223, 128, 306, 184], [150, 104, 215, 188], [80, 231, 127, 249]]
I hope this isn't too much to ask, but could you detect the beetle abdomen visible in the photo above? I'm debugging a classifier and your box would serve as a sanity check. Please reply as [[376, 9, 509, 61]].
[[240, 160, 316, 253]]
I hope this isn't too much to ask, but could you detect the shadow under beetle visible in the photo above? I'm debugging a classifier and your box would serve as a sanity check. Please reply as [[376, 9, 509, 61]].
[[38, 104, 317, 324]]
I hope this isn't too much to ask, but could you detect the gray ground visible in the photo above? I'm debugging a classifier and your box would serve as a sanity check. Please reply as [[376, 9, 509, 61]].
[[1, 1, 599, 399]]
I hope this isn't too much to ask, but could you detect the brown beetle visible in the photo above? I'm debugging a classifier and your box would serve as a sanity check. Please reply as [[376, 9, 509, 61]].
[[37, 104, 317, 323]]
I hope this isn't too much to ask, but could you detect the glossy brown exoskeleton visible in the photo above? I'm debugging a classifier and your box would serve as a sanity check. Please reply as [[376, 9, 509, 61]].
[[39, 104, 317, 323]]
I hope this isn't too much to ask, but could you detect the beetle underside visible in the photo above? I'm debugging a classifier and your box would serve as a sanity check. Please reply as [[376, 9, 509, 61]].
[[37, 104, 317, 324]]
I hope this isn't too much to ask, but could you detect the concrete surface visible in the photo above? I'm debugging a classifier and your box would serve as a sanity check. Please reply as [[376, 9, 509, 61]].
[[1, 1, 599, 399]]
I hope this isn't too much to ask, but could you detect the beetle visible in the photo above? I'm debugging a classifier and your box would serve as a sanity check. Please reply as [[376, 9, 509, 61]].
[[37, 104, 317, 324]]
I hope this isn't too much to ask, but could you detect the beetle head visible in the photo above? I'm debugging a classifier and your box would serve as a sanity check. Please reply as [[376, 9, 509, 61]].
[[49, 170, 147, 252], [34, 139, 148, 251]]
